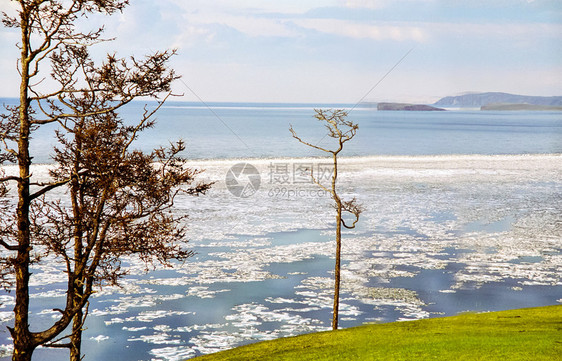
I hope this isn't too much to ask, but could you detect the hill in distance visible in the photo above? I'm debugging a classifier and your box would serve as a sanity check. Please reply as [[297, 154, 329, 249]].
[[481, 103, 562, 111], [433, 92, 562, 108]]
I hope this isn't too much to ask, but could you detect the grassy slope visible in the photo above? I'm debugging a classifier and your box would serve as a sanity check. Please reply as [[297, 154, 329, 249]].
[[191, 305, 562, 360]]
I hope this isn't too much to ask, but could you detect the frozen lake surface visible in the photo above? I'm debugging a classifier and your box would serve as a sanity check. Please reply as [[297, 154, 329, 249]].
[[1, 154, 561, 360]]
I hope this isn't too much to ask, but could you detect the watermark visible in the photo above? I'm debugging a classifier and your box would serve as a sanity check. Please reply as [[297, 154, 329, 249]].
[[268, 162, 333, 185], [226, 162, 333, 198], [225, 162, 261, 198], [268, 187, 330, 198]]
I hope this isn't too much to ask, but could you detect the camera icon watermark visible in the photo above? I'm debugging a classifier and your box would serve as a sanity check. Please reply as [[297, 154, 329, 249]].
[[225, 162, 261, 198]]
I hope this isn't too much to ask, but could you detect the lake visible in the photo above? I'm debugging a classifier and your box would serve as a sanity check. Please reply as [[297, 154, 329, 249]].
[[0, 99, 560, 162], [0, 101, 561, 360]]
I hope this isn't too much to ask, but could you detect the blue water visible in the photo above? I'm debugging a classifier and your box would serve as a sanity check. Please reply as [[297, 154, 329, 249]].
[[131, 101, 562, 159], [1, 98, 561, 163]]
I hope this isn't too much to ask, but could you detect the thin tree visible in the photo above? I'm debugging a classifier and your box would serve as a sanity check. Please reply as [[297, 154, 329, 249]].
[[0, 1, 212, 360], [290, 109, 362, 330]]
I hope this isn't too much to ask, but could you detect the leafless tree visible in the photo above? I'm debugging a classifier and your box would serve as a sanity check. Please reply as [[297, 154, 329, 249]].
[[290, 109, 362, 330], [0, 1, 212, 360]]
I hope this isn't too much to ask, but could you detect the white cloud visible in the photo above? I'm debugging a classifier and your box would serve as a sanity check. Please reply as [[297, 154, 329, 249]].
[[425, 21, 562, 44], [439, 22, 561, 37], [166, 0, 335, 15], [187, 12, 298, 38], [293, 18, 429, 42], [292, 19, 561, 44], [341, 0, 435, 9], [238, 0, 339, 14], [342, 0, 387, 9], [137, 2, 304, 48], [171, 25, 215, 49], [1, 0, 560, 101], [341, 0, 559, 9]]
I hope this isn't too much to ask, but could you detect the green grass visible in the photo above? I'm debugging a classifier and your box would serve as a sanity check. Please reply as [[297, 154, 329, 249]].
[[190, 305, 562, 360]]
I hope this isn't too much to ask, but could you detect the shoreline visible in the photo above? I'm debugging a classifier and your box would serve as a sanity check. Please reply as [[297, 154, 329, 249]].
[[3, 154, 560, 186], [2, 152, 559, 167]]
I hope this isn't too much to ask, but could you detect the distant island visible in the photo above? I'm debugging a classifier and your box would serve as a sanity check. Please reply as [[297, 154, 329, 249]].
[[368, 92, 562, 112], [377, 102, 446, 111], [481, 103, 562, 111], [433, 92, 562, 109]]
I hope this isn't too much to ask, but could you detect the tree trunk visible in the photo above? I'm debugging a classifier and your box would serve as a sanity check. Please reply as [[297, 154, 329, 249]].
[[331, 151, 341, 331], [12, 16, 34, 360], [332, 206, 342, 330], [69, 307, 83, 361], [69, 123, 84, 361], [13, 122, 33, 358]]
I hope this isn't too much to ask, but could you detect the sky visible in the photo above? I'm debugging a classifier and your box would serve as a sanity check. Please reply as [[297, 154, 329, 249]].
[[0, 0, 561, 103]]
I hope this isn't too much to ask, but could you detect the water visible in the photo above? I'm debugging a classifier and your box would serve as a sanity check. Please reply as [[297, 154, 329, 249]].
[[0, 100, 561, 360], [1, 99, 561, 163], [137, 102, 562, 159]]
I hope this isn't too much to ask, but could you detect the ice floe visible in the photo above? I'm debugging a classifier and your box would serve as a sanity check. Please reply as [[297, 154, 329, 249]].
[[90, 335, 109, 342]]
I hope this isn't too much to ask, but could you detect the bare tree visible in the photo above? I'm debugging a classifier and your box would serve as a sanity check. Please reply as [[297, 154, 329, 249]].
[[0, 1, 212, 360], [290, 109, 362, 330]]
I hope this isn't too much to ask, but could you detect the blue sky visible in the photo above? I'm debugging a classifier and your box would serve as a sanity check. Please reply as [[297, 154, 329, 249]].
[[1, 0, 561, 103]]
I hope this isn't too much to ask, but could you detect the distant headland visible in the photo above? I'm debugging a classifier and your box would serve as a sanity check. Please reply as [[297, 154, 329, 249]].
[[480, 103, 562, 111], [366, 92, 562, 111], [433, 92, 562, 110]]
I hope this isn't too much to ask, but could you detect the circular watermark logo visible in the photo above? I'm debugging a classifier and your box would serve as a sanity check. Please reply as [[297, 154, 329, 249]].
[[225, 162, 261, 198]]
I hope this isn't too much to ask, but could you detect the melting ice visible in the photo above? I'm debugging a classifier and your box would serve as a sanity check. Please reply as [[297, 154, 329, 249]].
[[0, 154, 561, 360]]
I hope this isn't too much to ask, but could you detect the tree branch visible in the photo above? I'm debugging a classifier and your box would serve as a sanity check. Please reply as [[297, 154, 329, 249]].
[[0, 239, 19, 251], [289, 125, 332, 154], [29, 178, 71, 201], [32, 98, 133, 125], [341, 198, 362, 229], [310, 171, 331, 193], [0, 176, 20, 182], [44, 301, 89, 349]]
